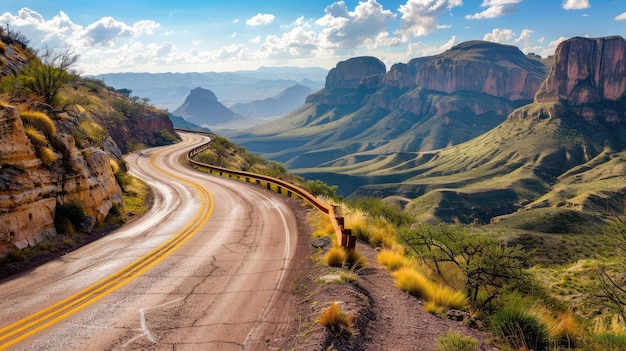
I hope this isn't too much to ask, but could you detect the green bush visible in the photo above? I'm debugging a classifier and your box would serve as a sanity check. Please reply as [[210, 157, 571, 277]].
[[436, 329, 477, 351], [55, 202, 86, 233], [491, 307, 549, 351]]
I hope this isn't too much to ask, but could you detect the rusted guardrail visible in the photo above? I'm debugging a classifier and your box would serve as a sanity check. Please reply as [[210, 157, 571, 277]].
[[177, 129, 356, 250]]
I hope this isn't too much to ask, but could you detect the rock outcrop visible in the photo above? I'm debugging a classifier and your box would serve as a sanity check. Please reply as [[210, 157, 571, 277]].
[[0, 104, 123, 255], [535, 36, 626, 104], [325, 56, 386, 90]]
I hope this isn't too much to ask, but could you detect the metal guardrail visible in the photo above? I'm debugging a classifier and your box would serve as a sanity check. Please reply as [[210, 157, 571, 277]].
[[177, 129, 355, 250]]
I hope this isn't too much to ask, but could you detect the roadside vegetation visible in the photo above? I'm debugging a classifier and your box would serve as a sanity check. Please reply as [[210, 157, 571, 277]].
[[192, 134, 626, 350]]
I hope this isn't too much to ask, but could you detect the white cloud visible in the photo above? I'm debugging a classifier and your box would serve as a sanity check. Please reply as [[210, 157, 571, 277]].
[[482, 28, 534, 48], [82, 17, 159, 46], [396, 0, 462, 41], [466, 0, 521, 20], [616, 12, 626, 21], [246, 13, 275, 26], [315, 0, 396, 50], [562, 0, 590, 10]]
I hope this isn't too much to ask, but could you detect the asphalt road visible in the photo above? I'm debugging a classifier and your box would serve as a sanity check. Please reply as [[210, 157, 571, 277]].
[[0, 133, 299, 350]]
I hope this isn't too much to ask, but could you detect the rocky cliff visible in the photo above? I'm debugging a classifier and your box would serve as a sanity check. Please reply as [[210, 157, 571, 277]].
[[325, 56, 386, 90], [0, 104, 122, 255], [535, 36, 626, 105]]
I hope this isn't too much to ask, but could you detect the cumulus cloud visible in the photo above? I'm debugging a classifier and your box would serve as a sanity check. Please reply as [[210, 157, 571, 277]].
[[483, 28, 535, 48], [246, 13, 275, 26], [562, 0, 590, 10], [83, 17, 159, 46], [315, 0, 396, 50], [616, 12, 626, 21], [466, 0, 521, 20], [396, 0, 462, 41]]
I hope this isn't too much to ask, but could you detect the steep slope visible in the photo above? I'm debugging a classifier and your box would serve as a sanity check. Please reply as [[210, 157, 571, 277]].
[[173, 87, 246, 126], [228, 41, 546, 169], [307, 36, 626, 228], [0, 30, 178, 256], [230, 84, 312, 118]]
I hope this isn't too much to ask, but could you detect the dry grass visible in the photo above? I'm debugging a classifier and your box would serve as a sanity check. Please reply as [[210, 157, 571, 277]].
[[317, 301, 353, 337], [24, 125, 48, 145], [391, 267, 434, 299], [377, 248, 413, 270], [392, 266, 468, 312], [37, 145, 58, 166], [324, 246, 347, 267], [18, 109, 56, 136], [310, 211, 336, 240], [539, 310, 586, 348], [345, 248, 367, 269]]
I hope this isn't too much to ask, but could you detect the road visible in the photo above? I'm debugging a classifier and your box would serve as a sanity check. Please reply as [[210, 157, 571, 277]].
[[0, 133, 300, 350]]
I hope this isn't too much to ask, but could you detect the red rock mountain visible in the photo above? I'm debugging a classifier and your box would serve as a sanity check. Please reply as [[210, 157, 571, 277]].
[[535, 36, 626, 105]]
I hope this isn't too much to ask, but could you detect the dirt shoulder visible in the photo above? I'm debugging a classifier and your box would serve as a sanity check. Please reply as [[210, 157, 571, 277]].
[[259, 202, 497, 351]]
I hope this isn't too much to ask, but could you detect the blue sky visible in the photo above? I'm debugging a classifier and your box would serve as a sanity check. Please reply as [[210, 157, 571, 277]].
[[1, 0, 625, 74]]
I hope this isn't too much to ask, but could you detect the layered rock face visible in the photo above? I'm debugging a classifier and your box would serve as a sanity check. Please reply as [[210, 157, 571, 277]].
[[387, 41, 545, 100], [535, 36, 626, 105], [0, 105, 123, 255], [325, 56, 386, 90]]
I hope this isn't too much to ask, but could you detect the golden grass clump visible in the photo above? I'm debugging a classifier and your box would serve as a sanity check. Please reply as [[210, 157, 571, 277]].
[[324, 246, 347, 267], [37, 145, 58, 166], [392, 266, 468, 312], [539, 309, 586, 347], [24, 125, 48, 145], [310, 211, 336, 240], [345, 248, 367, 269], [109, 159, 120, 174], [317, 301, 352, 337], [19, 109, 56, 136], [428, 284, 468, 311], [391, 267, 434, 299], [377, 248, 412, 270]]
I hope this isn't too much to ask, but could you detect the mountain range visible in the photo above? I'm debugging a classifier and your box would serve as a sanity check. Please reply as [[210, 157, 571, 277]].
[[226, 36, 626, 230], [94, 67, 326, 112]]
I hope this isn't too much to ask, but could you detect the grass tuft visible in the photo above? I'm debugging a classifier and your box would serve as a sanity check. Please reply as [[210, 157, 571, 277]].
[[37, 145, 58, 166], [24, 125, 48, 145], [19, 109, 56, 136], [324, 246, 346, 267], [436, 329, 478, 351], [317, 302, 352, 337], [391, 267, 434, 300], [377, 248, 412, 271], [345, 248, 367, 269]]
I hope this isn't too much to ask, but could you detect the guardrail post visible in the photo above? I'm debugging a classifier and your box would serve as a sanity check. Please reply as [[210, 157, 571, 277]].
[[287, 190, 292, 197], [266, 183, 271, 190], [256, 180, 260, 185], [277, 186, 281, 195]]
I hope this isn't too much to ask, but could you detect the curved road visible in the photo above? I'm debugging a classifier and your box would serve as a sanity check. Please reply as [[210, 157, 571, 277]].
[[0, 133, 299, 350]]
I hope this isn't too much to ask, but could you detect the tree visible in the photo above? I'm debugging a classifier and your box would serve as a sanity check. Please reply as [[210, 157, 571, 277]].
[[18, 46, 79, 106], [399, 223, 530, 312], [593, 216, 626, 320]]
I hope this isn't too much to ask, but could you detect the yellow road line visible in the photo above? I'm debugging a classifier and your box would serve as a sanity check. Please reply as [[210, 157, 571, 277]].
[[0, 146, 214, 350]]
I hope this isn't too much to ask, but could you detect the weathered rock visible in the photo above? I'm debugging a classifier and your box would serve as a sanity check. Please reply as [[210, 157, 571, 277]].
[[414, 41, 545, 100], [0, 104, 123, 256], [535, 36, 626, 104], [325, 56, 386, 90]]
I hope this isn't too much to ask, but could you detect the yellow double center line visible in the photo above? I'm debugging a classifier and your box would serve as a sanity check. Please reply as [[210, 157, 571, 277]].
[[0, 147, 214, 350]]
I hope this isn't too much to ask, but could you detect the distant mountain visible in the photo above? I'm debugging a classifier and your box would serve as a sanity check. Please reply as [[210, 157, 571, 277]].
[[300, 36, 626, 230], [94, 67, 326, 111], [173, 87, 245, 126], [230, 84, 312, 118], [228, 41, 547, 169]]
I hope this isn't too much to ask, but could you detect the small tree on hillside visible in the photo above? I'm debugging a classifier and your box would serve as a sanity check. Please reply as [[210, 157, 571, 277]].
[[18, 46, 79, 106], [399, 223, 530, 313], [593, 216, 626, 320]]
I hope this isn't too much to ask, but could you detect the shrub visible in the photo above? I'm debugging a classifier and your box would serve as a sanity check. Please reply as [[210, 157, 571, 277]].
[[436, 329, 477, 351], [317, 302, 352, 337], [539, 310, 586, 348], [491, 307, 549, 351], [55, 202, 86, 233], [324, 246, 346, 267]]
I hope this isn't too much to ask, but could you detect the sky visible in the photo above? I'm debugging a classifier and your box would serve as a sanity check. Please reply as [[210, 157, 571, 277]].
[[1, 0, 625, 75]]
